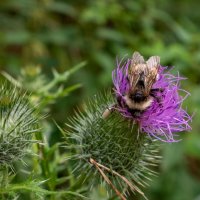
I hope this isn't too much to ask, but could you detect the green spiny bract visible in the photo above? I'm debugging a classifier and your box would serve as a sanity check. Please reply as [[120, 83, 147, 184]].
[[64, 92, 161, 199], [0, 84, 40, 167]]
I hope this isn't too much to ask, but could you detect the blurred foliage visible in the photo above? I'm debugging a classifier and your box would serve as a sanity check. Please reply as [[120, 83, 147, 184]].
[[0, 0, 200, 199]]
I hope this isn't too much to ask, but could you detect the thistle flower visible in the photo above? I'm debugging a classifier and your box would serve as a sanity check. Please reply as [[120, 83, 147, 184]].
[[112, 56, 192, 142], [65, 52, 191, 199]]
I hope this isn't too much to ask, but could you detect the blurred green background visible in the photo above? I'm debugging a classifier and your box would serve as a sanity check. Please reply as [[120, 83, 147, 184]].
[[0, 0, 200, 199]]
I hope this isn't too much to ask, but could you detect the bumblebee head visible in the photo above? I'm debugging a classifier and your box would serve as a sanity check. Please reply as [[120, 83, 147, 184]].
[[129, 91, 146, 102]]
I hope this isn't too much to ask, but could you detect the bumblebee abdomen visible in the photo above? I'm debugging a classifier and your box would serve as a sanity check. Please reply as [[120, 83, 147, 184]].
[[124, 95, 153, 111]]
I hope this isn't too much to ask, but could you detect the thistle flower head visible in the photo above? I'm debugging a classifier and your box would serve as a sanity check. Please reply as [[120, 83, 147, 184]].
[[65, 93, 160, 199], [112, 55, 192, 142]]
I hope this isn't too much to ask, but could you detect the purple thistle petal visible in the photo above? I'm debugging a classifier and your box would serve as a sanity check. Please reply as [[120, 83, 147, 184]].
[[112, 57, 192, 143]]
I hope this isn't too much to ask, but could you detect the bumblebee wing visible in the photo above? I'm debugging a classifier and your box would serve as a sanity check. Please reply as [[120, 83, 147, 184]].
[[144, 56, 160, 95], [146, 56, 160, 81], [131, 52, 145, 65], [129, 52, 145, 88], [146, 56, 160, 69]]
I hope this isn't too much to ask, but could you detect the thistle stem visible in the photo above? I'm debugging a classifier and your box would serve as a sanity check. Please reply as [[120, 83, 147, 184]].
[[0, 165, 9, 200]]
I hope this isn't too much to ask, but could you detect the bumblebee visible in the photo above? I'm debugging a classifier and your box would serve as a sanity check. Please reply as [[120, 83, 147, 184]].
[[123, 52, 161, 117], [103, 52, 162, 119]]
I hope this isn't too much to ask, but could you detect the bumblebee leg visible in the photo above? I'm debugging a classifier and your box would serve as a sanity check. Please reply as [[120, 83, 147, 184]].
[[150, 93, 161, 104], [102, 104, 116, 119], [150, 88, 164, 93], [150, 88, 163, 104]]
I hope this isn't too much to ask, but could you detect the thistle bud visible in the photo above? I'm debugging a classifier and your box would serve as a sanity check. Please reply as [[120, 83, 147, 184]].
[[0, 84, 40, 167]]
